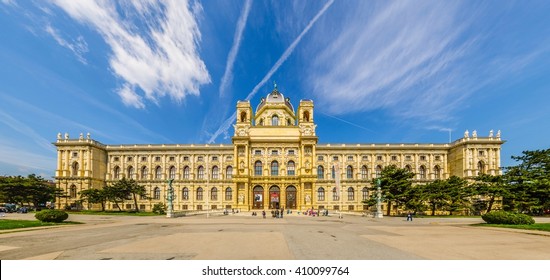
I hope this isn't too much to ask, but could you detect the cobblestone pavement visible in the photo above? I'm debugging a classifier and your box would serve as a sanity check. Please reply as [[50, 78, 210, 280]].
[[1, 212, 549, 260]]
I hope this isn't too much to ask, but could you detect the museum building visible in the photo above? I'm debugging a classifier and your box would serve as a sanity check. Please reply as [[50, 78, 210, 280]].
[[54, 86, 504, 213]]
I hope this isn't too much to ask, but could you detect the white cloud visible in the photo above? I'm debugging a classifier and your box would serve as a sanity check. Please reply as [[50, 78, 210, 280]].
[[51, 0, 211, 108], [0, 110, 55, 153], [207, 0, 335, 144], [305, 2, 476, 121], [45, 24, 88, 64], [219, 0, 251, 98]]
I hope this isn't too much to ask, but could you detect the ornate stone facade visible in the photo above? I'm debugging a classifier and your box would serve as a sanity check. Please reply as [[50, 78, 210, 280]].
[[54, 87, 504, 213]]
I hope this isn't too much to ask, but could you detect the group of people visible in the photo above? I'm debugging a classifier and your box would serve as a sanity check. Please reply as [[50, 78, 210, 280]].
[[301, 208, 329, 217], [223, 209, 240, 215]]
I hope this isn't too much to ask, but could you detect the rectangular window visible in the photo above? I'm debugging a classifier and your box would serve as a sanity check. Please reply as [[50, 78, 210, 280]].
[[272, 150, 278, 155], [377, 155, 383, 161], [347, 156, 353, 161], [420, 155, 426, 161], [155, 156, 161, 162], [183, 156, 189, 161], [169, 156, 175, 161], [212, 156, 218, 161], [333, 156, 339, 161], [479, 151, 485, 156], [114, 156, 119, 162], [405, 155, 412, 161], [127, 157, 133, 161], [198, 156, 203, 161], [435, 155, 441, 161], [391, 155, 397, 161], [318, 156, 324, 161], [226, 156, 232, 161], [288, 150, 295, 155], [141, 156, 147, 162], [362, 156, 368, 161], [255, 150, 262, 155], [72, 152, 78, 158]]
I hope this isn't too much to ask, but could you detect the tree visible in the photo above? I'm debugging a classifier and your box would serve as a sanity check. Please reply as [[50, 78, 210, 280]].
[[505, 148, 550, 214], [472, 174, 509, 213], [371, 165, 415, 216], [104, 178, 148, 212], [421, 180, 450, 216], [79, 188, 107, 211], [445, 176, 471, 215], [0, 174, 63, 208]]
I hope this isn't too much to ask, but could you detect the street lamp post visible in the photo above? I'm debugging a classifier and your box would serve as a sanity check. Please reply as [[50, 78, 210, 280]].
[[166, 179, 174, 218], [375, 178, 383, 218]]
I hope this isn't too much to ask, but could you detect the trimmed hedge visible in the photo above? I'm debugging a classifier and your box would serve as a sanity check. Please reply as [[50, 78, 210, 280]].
[[482, 210, 534, 225], [35, 210, 69, 223]]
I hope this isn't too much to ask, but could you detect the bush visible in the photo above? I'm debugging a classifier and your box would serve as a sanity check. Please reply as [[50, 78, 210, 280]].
[[482, 210, 535, 225], [152, 203, 166, 215], [35, 210, 69, 223]]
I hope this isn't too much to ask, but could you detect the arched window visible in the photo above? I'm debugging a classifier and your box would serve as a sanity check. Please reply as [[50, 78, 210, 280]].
[[168, 166, 176, 179], [226, 166, 233, 179], [361, 165, 368, 179], [212, 166, 219, 179], [225, 187, 233, 200], [272, 115, 279, 126], [113, 166, 120, 179], [346, 165, 353, 179], [303, 110, 310, 122], [141, 166, 148, 180], [70, 185, 77, 198], [478, 161, 486, 175], [196, 187, 203, 200], [183, 166, 190, 179], [271, 161, 279, 176], [405, 165, 412, 173], [317, 165, 324, 179], [211, 187, 218, 200], [155, 166, 162, 179], [375, 165, 382, 178], [127, 166, 134, 179], [198, 166, 204, 179], [419, 166, 426, 179], [287, 161, 295, 176], [72, 162, 79, 176], [153, 187, 160, 200], [254, 161, 263, 176], [317, 187, 325, 201], [347, 187, 355, 201], [182, 187, 189, 200], [332, 187, 339, 201], [362, 187, 369, 200], [434, 165, 441, 179]]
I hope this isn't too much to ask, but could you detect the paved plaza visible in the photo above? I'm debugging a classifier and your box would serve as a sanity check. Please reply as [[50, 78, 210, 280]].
[[1, 212, 549, 260]]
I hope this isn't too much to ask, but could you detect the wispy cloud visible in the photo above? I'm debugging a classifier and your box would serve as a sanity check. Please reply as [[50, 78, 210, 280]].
[[0, 110, 55, 153], [51, 0, 210, 109], [0, 142, 55, 173], [219, 0, 251, 98], [207, 0, 335, 144], [305, 2, 548, 125], [45, 24, 88, 64]]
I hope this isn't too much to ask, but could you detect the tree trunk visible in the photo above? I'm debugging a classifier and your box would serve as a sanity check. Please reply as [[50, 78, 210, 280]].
[[386, 201, 392, 216], [133, 194, 139, 212], [487, 196, 495, 213], [431, 203, 436, 216]]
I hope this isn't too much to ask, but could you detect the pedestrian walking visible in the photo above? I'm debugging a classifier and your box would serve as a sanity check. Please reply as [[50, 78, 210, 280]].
[[262, 210, 266, 219]]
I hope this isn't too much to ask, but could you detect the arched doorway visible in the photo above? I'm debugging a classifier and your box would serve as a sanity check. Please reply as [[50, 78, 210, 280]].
[[253, 185, 264, 209], [269, 185, 280, 209], [286, 186, 297, 209]]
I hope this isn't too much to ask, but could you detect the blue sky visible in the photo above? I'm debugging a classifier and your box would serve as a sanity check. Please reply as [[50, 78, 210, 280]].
[[1, 0, 549, 178]]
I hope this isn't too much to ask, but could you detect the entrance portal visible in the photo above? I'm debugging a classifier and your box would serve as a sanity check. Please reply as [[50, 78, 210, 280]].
[[269, 185, 280, 209], [253, 185, 264, 209], [286, 186, 297, 209]]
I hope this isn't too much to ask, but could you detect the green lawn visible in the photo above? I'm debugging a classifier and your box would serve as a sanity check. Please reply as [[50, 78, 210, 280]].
[[475, 223, 550, 232], [67, 210, 161, 216], [416, 215, 482, 218], [0, 219, 79, 230]]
